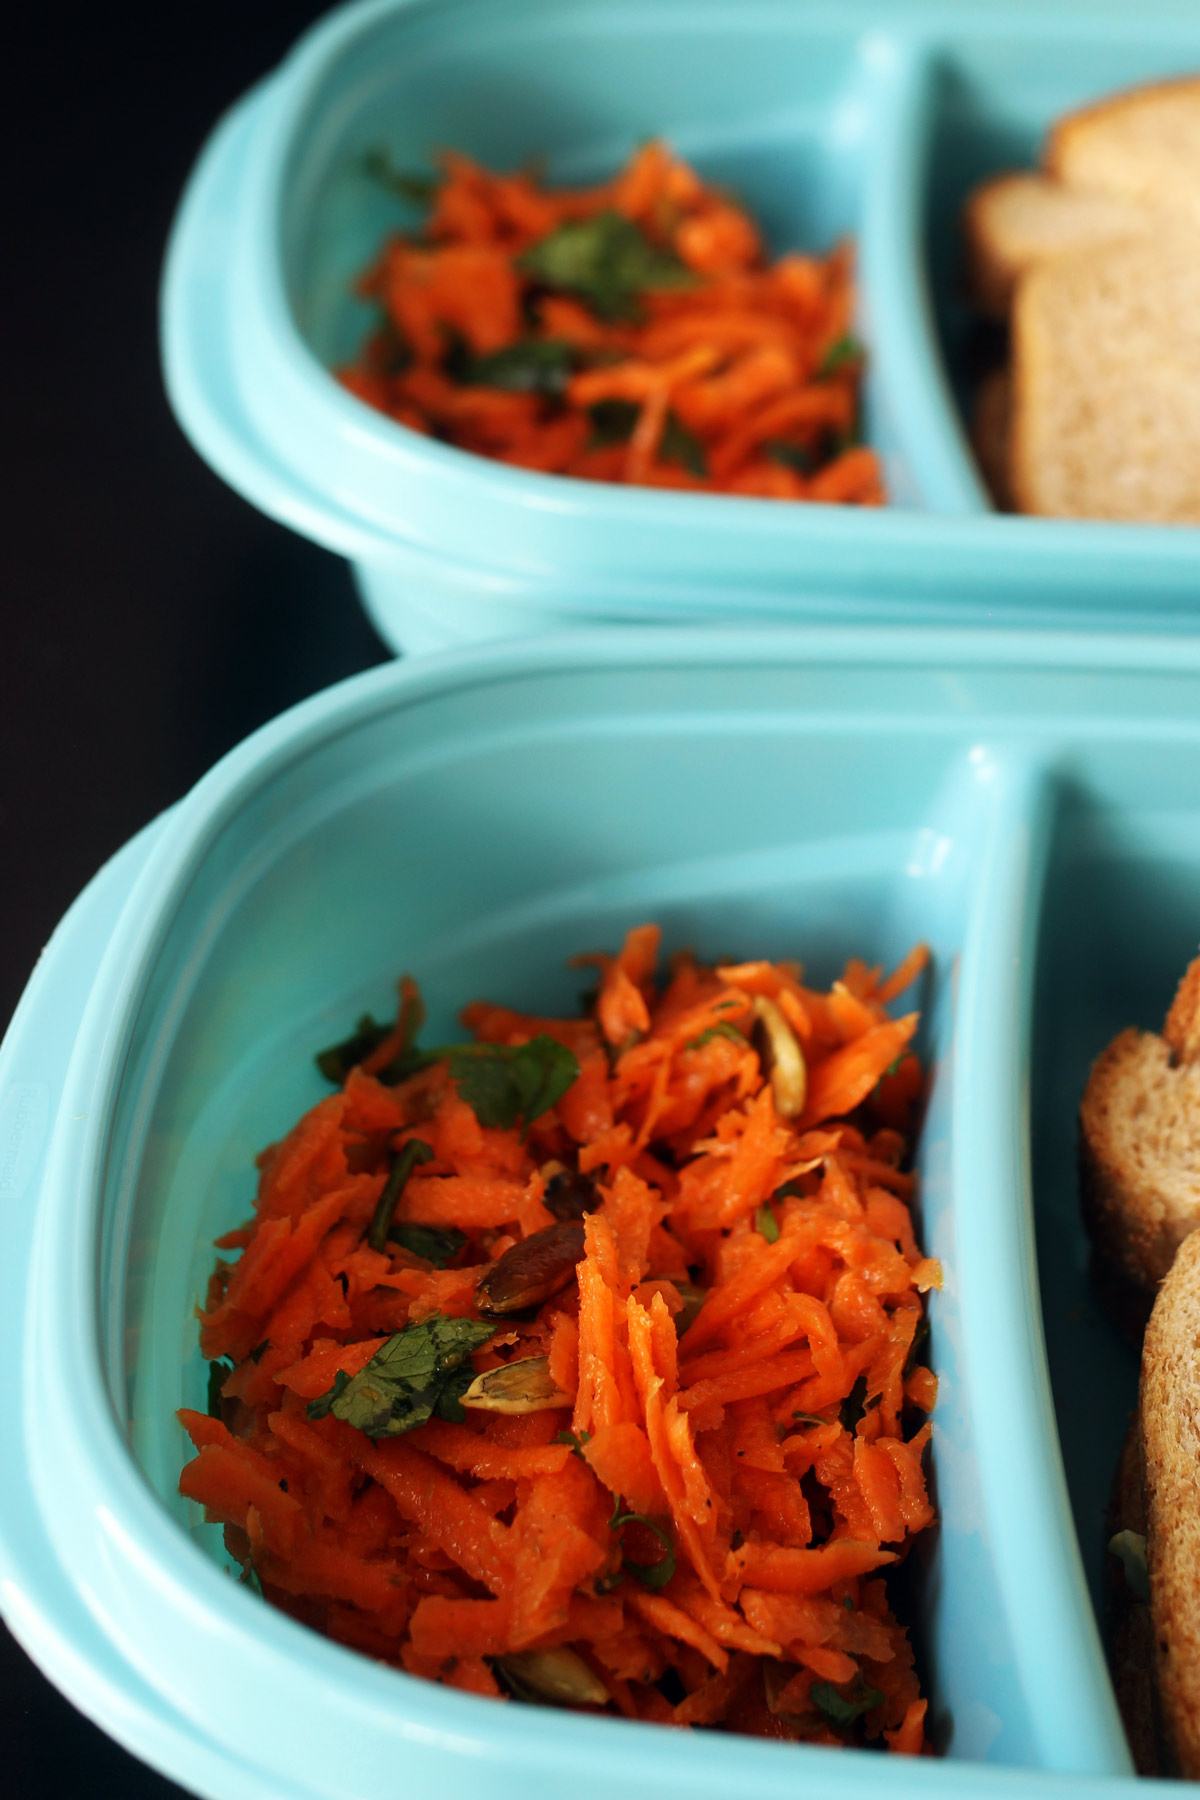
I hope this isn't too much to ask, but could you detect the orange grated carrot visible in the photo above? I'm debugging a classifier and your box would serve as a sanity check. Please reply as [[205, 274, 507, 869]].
[[338, 142, 884, 505], [180, 924, 937, 1749]]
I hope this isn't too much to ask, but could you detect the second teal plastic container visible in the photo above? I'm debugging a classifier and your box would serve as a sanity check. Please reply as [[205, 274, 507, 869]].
[[162, 0, 1200, 653]]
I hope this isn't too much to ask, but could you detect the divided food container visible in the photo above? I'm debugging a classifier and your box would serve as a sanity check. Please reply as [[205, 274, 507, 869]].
[[4, 625, 1200, 1800], [161, 0, 1200, 654]]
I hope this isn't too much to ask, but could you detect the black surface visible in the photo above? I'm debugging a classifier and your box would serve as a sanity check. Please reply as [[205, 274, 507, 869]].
[[2, 3, 391, 1794]]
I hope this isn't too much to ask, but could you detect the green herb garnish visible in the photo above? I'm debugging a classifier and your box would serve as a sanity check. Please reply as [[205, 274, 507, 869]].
[[432, 1363, 483, 1425], [816, 334, 864, 380], [317, 996, 579, 1134], [587, 398, 639, 446], [764, 439, 816, 475], [585, 397, 705, 473], [754, 1202, 780, 1244], [389, 1222, 468, 1267], [306, 1313, 496, 1438], [461, 338, 577, 396], [315, 1013, 393, 1085], [363, 150, 437, 205], [810, 1675, 884, 1727], [518, 210, 693, 322], [608, 1502, 676, 1590], [687, 1021, 746, 1050], [555, 1428, 593, 1460], [659, 411, 707, 478], [366, 1138, 434, 1253], [446, 1036, 579, 1135]]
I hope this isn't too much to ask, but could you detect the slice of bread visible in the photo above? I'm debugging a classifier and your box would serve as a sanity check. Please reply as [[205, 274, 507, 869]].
[[1046, 74, 1200, 224], [1010, 228, 1200, 522], [1106, 1418, 1160, 1776], [1140, 1226, 1200, 1777], [964, 172, 1148, 318], [1079, 952, 1200, 1306]]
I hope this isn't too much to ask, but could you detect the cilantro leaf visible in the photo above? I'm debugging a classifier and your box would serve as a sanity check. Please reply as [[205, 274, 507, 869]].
[[366, 1138, 434, 1253], [305, 1368, 349, 1422], [433, 1364, 481, 1424], [461, 338, 578, 396], [585, 397, 705, 473], [754, 1202, 780, 1244], [448, 1035, 579, 1133], [687, 1021, 746, 1050], [587, 398, 639, 447], [519, 210, 694, 321], [810, 1676, 884, 1727], [389, 1222, 467, 1267], [305, 1315, 496, 1437], [659, 412, 707, 478], [764, 439, 816, 475], [315, 1013, 393, 1085], [609, 1504, 676, 1590], [816, 334, 865, 379]]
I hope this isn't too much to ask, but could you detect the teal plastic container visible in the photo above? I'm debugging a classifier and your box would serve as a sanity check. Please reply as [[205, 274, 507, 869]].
[[1, 625, 1194, 1798], [161, 0, 1200, 653]]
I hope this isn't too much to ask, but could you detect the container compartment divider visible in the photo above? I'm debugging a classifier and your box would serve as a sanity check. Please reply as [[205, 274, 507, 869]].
[[943, 744, 1127, 1774], [857, 33, 987, 517]]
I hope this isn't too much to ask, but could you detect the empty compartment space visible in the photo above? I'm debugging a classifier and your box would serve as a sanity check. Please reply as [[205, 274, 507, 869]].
[[76, 648, 1126, 1776], [921, 28, 1200, 498], [1032, 748, 1200, 1632]]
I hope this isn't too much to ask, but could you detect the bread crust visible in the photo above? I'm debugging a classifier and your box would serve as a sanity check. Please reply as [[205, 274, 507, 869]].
[[963, 171, 1146, 319], [1106, 1418, 1161, 1775], [1045, 72, 1200, 204], [1141, 1229, 1200, 1777], [1078, 1025, 1200, 1295]]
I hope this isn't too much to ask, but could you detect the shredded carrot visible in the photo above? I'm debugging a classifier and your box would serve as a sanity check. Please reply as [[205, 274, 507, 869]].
[[181, 926, 937, 1749], [339, 141, 883, 505]]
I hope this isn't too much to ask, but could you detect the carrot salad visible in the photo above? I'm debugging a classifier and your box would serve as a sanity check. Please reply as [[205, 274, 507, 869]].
[[339, 140, 885, 503], [181, 926, 937, 1748]]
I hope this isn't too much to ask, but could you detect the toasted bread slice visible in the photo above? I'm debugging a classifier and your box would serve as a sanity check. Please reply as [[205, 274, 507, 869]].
[[1106, 1418, 1161, 1775], [963, 172, 1148, 318], [1046, 74, 1200, 223], [1079, 952, 1200, 1303], [1140, 1227, 1200, 1776], [1010, 228, 1200, 521]]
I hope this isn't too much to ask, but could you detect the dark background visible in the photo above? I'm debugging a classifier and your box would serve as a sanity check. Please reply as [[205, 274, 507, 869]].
[[3, 4, 390, 1793]]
